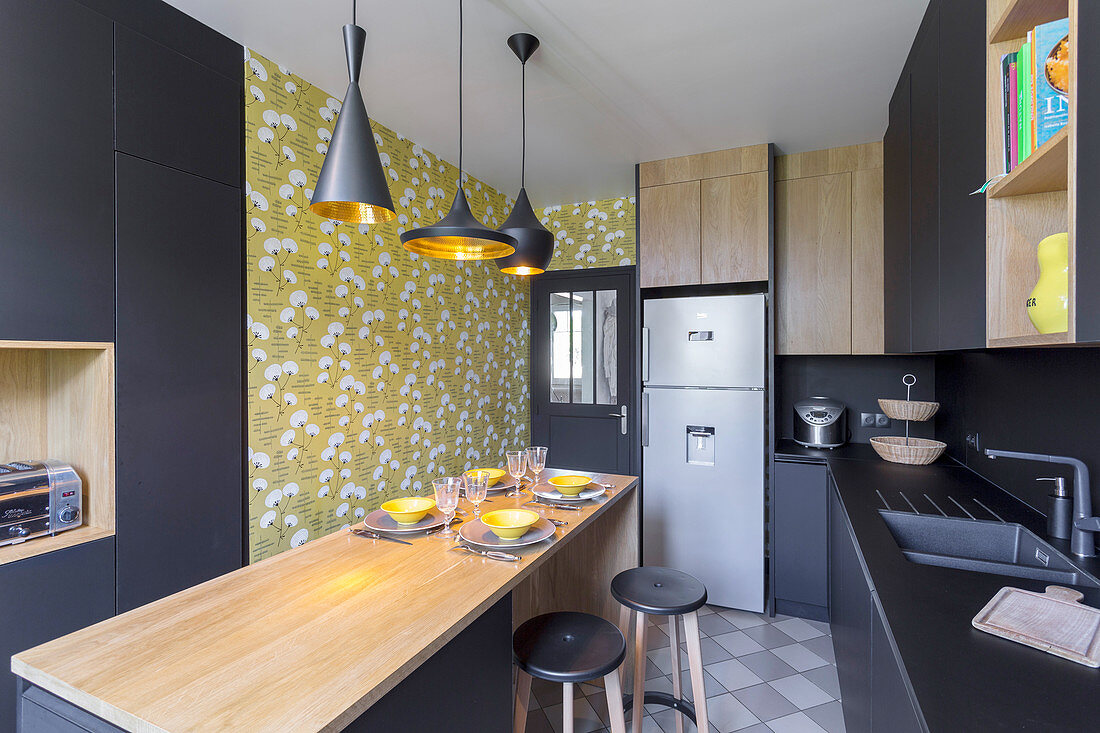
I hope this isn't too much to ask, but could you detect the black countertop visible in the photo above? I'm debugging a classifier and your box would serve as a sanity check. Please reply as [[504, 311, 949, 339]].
[[822, 455, 1100, 732], [774, 439, 882, 463]]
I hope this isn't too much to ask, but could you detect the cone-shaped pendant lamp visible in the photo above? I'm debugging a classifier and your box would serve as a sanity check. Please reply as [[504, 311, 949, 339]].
[[309, 3, 396, 224], [497, 33, 554, 276], [400, 0, 516, 260]]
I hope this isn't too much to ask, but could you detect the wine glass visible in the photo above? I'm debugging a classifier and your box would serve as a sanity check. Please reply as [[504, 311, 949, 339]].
[[432, 477, 462, 539], [506, 450, 527, 497], [465, 470, 489, 518], [526, 446, 547, 489]]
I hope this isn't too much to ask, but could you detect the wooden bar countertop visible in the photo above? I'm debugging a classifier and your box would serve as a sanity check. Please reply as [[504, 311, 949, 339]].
[[12, 470, 638, 733]]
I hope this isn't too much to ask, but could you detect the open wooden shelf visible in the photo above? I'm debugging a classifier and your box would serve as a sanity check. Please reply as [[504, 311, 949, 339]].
[[990, 0, 1069, 42], [988, 127, 1069, 198], [988, 331, 1069, 348], [0, 341, 115, 565]]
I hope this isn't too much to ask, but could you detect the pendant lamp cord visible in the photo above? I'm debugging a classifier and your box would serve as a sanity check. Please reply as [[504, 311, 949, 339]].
[[352, 0, 356, 26], [521, 55, 526, 188], [458, 0, 464, 181]]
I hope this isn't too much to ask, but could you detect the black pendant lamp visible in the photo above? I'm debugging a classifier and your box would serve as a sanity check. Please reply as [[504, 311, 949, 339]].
[[309, 1, 396, 224], [496, 33, 554, 276], [400, 0, 517, 260]]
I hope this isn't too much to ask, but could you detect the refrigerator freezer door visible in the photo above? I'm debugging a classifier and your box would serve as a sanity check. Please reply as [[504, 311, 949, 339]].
[[642, 387, 765, 611], [643, 294, 765, 388]]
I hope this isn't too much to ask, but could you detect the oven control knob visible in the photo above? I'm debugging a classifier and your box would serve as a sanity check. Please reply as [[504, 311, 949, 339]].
[[58, 505, 79, 524]]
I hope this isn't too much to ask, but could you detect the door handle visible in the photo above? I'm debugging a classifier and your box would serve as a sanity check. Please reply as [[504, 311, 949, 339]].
[[608, 405, 627, 435], [641, 327, 650, 382], [641, 393, 649, 447]]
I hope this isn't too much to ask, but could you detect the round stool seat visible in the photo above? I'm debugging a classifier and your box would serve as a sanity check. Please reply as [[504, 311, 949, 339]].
[[611, 566, 707, 616], [513, 611, 626, 684]]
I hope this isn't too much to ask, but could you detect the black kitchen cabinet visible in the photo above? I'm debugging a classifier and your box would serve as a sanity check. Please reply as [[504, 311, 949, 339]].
[[115, 26, 242, 188], [828, 482, 872, 732], [115, 154, 243, 612], [0, 538, 116, 730], [871, 595, 925, 733], [882, 0, 986, 353], [0, 0, 115, 342], [773, 460, 829, 621]]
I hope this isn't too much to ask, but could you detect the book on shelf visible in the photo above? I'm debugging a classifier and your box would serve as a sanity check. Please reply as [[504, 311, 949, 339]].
[[999, 19, 1070, 175]]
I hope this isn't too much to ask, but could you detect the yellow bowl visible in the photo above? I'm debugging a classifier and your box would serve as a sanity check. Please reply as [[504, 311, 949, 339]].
[[380, 497, 435, 525], [480, 509, 540, 540], [464, 467, 507, 487], [547, 475, 592, 496]]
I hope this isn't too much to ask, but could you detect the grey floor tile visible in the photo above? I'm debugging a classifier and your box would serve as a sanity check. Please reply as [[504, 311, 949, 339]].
[[641, 674, 676, 714], [718, 609, 770, 630], [649, 625, 672, 650], [679, 667, 727, 701], [646, 655, 667, 680], [737, 725, 774, 733], [684, 636, 734, 665], [525, 708, 556, 733], [711, 630, 767, 658], [736, 650, 799, 682], [731, 683, 799, 722], [533, 677, 584, 709], [700, 604, 718, 616], [764, 711, 827, 732], [705, 657, 764, 692], [545, 695, 604, 733], [706, 692, 763, 732], [805, 619, 832, 636], [803, 700, 845, 733], [742, 624, 797, 650], [771, 644, 828, 673], [697, 613, 738, 637], [769, 675, 833, 710], [798, 636, 836, 665], [648, 644, 690, 676], [801, 665, 840, 700], [771, 618, 825, 642]]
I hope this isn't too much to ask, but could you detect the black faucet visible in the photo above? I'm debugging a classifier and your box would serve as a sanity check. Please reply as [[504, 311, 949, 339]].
[[984, 449, 1095, 557]]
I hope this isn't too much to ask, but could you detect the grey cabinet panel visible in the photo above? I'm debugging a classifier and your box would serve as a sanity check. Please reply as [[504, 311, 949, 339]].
[[871, 597, 926, 733], [0, 538, 115, 731], [22, 686, 124, 733], [115, 154, 242, 612], [884, 77, 912, 354], [774, 461, 828, 619], [908, 7, 940, 353], [829, 483, 872, 732], [115, 26, 242, 187], [0, 0, 114, 342]]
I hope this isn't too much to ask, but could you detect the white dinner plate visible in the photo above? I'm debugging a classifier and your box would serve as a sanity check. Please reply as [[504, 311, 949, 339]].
[[458, 517, 556, 548], [532, 485, 606, 502], [362, 508, 445, 533]]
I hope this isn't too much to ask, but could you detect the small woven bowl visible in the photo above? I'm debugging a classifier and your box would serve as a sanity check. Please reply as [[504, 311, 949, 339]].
[[870, 436, 946, 465], [878, 399, 940, 422]]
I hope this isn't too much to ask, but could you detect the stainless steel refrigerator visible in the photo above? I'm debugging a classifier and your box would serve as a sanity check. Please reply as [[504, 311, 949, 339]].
[[642, 294, 765, 612]]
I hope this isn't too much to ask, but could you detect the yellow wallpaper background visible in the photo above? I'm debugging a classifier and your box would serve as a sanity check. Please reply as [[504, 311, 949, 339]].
[[541, 197, 636, 270]]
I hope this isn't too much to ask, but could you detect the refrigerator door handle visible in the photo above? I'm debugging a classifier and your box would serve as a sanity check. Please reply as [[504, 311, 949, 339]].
[[641, 392, 649, 447], [641, 327, 650, 382]]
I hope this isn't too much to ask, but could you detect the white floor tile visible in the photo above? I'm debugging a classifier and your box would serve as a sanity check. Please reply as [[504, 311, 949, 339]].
[[770, 644, 829, 673], [769, 675, 833, 711]]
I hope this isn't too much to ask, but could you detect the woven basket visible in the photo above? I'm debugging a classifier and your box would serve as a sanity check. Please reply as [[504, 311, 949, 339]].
[[870, 436, 946, 465], [878, 398, 940, 422]]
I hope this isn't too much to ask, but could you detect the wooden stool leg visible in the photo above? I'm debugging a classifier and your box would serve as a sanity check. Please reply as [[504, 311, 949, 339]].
[[631, 611, 647, 733], [604, 670, 628, 733], [513, 668, 532, 733], [683, 611, 709, 733], [666, 615, 685, 733], [562, 682, 575, 733], [618, 604, 633, 685]]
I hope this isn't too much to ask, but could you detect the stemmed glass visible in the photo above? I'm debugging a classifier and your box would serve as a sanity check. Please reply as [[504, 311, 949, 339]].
[[526, 446, 548, 490], [464, 470, 489, 519], [432, 477, 462, 539], [506, 451, 527, 497]]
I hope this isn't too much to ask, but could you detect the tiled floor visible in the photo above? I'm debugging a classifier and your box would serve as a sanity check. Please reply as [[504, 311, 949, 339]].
[[522, 605, 844, 733]]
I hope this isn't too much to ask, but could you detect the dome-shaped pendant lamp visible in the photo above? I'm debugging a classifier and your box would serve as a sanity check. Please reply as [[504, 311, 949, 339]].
[[497, 33, 554, 276], [309, 1, 396, 224], [401, 0, 516, 260]]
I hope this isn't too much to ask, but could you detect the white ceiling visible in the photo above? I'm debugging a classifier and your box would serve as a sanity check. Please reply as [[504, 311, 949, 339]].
[[165, 0, 928, 204]]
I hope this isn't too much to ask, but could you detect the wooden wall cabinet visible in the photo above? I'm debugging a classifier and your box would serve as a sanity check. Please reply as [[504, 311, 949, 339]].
[[638, 144, 771, 288], [775, 143, 884, 355]]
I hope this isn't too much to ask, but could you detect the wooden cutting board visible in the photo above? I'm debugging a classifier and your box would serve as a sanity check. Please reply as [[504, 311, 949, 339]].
[[973, 585, 1100, 667]]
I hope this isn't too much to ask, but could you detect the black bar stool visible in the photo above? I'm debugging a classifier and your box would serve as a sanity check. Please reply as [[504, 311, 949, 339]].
[[612, 567, 709, 733], [513, 611, 628, 733]]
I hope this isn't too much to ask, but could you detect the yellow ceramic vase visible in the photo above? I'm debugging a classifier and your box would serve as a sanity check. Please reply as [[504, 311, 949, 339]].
[[1026, 232, 1069, 334]]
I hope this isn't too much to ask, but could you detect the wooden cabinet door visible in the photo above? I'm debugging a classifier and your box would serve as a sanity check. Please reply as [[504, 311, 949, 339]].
[[776, 173, 853, 354], [852, 168, 885, 354], [701, 172, 769, 283], [639, 181, 701, 288]]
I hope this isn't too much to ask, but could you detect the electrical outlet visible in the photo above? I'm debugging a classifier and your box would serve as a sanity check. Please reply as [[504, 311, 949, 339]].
[[966, 432, 981, 452], [860, 412, 876, 427], [875, 413, 891, 428]]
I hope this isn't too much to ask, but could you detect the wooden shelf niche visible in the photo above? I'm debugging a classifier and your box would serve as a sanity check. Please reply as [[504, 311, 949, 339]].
[[0, 341, 115, 564], [985, 0, 1074, 346]]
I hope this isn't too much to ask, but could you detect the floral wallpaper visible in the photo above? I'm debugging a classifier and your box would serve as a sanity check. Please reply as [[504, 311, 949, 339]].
[[244, 49, 530, 562], [541, 196, 636, 270]]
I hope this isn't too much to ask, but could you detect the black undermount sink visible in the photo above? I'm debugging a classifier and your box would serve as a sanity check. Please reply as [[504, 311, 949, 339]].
[[879, 510, 1100, 589]]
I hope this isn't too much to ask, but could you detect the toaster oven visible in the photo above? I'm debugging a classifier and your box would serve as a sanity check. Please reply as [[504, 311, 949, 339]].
[[0, 460, 82, 546]]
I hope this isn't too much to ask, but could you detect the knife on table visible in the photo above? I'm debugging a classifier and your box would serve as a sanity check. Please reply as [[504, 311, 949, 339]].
[[350, 528, 413, 546]]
